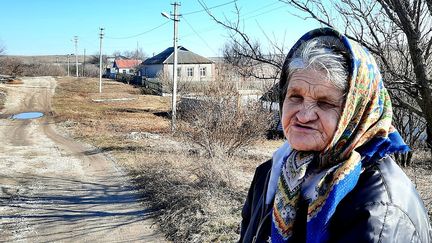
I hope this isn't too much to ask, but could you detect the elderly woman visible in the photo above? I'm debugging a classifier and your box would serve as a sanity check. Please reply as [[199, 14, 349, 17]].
[[240, 28, 431, 243]]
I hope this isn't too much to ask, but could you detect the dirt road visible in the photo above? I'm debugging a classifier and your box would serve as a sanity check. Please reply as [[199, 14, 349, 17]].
[[0, 77, 165, 242]]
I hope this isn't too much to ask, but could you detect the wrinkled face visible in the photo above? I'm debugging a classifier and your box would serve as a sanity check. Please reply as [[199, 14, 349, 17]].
[[282, 69, 344, 151]]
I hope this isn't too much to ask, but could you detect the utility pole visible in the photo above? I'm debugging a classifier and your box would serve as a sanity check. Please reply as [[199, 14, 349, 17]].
[[74, 36, 78, 77], [99, 28, 104, 93], [162, 2, 180, 132], [83, 48, 86, 77], [171, 2, 180, 132], [67, 54, 70, 76]]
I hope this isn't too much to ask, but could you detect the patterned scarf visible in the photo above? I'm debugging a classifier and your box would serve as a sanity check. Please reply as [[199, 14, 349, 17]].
[[271, 28, 409, 242]]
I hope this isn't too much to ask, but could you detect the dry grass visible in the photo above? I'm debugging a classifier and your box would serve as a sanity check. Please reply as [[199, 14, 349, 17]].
[[53, 77, 171, 143], [0, 86, 7, 110], [129, 155, 247, 242], [52, 77, 281, 242]]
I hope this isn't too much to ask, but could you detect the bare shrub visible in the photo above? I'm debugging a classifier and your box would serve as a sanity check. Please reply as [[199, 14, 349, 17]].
[[178, 80, 272, 158], [0, 57, 24, 76], [0, 57, 71, 77], [82, 64, 99, 77], [0, 43, 5, 56], [22, 63, 66, 76], [115, 73, 134, 83], [193, 156, 238, 188], [157, 71, 194, 95]]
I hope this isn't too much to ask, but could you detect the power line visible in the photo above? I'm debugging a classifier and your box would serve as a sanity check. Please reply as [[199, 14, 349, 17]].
[[181, 16, 218, 55], [183, 0, 237, 15], [243, 4, 286, 20], [105, 21, 170, 40], [196, 0, 284, 21], [241, 1, 281, 18], [180, 1, 286, 39]]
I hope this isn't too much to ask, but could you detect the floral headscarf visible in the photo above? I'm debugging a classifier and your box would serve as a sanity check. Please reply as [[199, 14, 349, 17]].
[[271, 28, 409, 242]]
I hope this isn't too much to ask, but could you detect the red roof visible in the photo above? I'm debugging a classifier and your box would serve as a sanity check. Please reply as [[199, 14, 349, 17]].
[[114, 59, 142, 69]]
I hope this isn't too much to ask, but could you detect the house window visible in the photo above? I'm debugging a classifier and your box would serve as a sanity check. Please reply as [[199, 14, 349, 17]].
[[122, 70, 126, 74], [177, 67, 181, 77], [200, 67, 207, 77], [187, 67, 194, 77]]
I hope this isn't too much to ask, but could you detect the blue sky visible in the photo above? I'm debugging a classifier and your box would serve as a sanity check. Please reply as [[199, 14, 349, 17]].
[[0, 0, 321, 57]]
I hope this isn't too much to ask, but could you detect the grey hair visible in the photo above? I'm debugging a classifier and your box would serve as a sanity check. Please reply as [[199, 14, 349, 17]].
[[287, 36, 350, 92]]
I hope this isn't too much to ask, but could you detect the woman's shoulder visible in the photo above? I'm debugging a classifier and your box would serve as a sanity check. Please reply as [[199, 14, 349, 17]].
[[249, 159, 272, 189], [255, 159, 273, 173], [329, 156, 431, 242], [357, 156, 423, 208]]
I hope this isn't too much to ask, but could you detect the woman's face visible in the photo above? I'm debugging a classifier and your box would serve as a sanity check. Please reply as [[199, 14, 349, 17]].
[[282, 69, 344, 151]]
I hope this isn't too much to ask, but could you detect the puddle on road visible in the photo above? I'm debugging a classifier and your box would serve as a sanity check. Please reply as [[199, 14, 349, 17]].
[[11, 112, 44, 120]]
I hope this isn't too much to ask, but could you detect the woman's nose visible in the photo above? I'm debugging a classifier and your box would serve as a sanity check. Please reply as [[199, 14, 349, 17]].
[[296, 103, 318, 123]]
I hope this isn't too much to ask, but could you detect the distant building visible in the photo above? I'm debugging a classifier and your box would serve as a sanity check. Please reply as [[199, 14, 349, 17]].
[[113, 59, 142, 75], [104, 56, 141, 78], [104, 56, 116, 78], [138, 46, 215, 82]]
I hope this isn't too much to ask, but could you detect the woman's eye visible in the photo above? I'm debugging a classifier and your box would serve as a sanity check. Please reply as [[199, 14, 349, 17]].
[[317, 101, 336, 109], [288, 95, 303, 102]]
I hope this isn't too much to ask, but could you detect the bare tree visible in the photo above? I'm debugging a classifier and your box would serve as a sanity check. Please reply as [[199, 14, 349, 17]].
[[88, 54, 108, 65], [111, 48, 147, 61], [279, 0, 432, 154], [122, 47, 147, 60], [0, 43, 5, 56], [392, 91, 427, 166], [199, 1, 285, 82], [204, 0, 432, 156]]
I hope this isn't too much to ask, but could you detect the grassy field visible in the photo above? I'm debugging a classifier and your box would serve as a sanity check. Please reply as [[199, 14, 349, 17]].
[[52, 77, 282, 242], [51, 77, 431, 242]]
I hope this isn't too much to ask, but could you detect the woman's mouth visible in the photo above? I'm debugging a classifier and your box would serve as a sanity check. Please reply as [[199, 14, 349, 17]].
[[292, 123, 316, 132]]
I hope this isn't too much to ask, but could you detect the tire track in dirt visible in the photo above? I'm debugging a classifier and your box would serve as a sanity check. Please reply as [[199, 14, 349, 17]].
[[0, 77, 165, 242]]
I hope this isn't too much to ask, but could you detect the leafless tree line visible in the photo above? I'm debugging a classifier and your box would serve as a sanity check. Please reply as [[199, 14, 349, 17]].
[[0, 43, 5, 56], [0, 57, 101, 77]]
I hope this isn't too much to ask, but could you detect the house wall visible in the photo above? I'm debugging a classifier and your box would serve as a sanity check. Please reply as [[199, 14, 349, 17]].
[[117, 68, 135, 74], [138, 64, 164, 78], [164, 63, 215, 82]]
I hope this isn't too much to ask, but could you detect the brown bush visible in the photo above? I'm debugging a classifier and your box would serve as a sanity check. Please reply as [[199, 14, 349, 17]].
[[178, 80, 272, 158], [0, 57, 69, 77], [22, 63, 66, 76], [82, 64, 100, 77], [0, 57, 25, 76]]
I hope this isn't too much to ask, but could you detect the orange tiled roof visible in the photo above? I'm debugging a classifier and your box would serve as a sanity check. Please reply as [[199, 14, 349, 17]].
[[115, 59, 142, 69]]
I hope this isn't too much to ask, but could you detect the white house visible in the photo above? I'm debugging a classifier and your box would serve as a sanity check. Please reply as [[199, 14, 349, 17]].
[[138, 46, 215, 82], [113, 59, 142, 75]]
